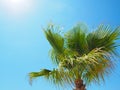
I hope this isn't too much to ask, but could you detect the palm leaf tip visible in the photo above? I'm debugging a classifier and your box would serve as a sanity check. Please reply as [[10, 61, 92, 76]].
[[29, 69, 51, 84]]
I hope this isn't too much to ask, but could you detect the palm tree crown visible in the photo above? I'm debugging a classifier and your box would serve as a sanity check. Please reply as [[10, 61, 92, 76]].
[[29, 23, 120, 89]]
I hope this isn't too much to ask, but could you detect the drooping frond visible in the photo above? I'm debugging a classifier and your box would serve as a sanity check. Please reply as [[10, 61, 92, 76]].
[[52, 47, 113, 85], [29, 69, 51, 85], [29, 68, 74, 86], [79, 47, 113, 85], [58, 47, 113, 84]]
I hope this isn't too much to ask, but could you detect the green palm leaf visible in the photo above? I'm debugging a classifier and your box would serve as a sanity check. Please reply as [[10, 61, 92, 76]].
[[65, 23, 89, 55], [43, 25, 64, 64], [87, 25, 120, 54]]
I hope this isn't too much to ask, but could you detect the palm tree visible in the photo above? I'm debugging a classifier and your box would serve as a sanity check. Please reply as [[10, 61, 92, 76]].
[[29, 23, 120, 90]]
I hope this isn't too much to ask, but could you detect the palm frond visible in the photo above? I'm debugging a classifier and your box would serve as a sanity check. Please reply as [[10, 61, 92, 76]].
[[29, 69, 51, 85], [87, 25, 120, 55], [29, 68, 74, 86], [76, 47, 113, 85], [65, 23, 89, 55], [59, 47, 113, 85], [43, 25, 65, 64], [44, 25, 64, 54]]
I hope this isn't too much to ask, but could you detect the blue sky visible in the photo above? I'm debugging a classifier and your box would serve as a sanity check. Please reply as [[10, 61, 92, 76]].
[[0, 0, 120, 90]]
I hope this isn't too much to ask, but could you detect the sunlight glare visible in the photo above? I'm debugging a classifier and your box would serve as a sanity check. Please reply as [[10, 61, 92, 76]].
[[0, 0, 34, 16]]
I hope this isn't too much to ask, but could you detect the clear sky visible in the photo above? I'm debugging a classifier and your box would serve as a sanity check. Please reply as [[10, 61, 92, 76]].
[[0, 0, 120, 90]]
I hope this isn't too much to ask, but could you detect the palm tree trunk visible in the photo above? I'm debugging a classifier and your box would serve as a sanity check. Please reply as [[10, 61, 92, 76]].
[[73, 79, 86, 90]]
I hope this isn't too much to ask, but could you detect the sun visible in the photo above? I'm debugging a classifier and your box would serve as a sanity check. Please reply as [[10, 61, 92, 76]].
[[0, 0, 34, 16]]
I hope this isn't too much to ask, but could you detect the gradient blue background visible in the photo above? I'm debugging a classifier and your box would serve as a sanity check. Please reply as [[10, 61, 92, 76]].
[[0, 0, 120, 90]]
